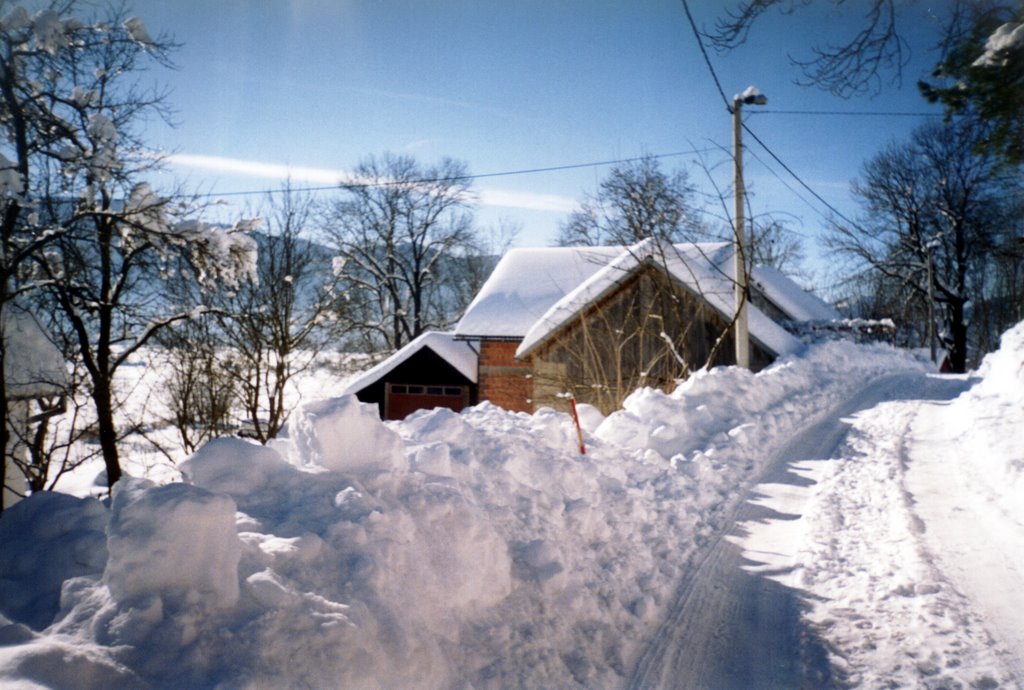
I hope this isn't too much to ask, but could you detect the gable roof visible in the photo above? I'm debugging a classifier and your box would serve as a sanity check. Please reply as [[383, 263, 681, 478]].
[[750, 264, 840, 322], [341, 331, 478, 396], [514, 240, 804, 359], [455, 241, 836, 358], [453, 246, 626, 339]]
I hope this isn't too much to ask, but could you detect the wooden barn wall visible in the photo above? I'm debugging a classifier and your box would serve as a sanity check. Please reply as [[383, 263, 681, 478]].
[[750, 286, 790, 324], [530, 266, 773, 414]]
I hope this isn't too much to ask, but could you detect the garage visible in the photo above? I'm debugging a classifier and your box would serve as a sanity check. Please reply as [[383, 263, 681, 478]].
[[342, 332, 478, 421]]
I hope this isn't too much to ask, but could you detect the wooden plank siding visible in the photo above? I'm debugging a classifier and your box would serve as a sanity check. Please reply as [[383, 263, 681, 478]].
[[527, 264, 773, 414]]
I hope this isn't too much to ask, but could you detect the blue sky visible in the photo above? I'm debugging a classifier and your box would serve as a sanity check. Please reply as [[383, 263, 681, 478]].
[[135, 0, 951, 286]]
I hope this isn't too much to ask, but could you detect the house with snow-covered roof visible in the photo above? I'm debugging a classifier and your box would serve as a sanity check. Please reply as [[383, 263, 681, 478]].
[[348, 240, 838, 418], [342, 331, 479, 420], [3, 304, 68, 508]]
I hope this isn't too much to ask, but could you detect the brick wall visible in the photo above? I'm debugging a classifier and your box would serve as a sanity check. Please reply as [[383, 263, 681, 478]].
[[478, 339, 533, 412]]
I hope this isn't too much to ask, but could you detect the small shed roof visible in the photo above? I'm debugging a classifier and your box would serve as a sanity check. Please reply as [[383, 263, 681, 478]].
[[341, 331, 478, 396], [515, 240, 805, 359], [3, 305, 67, 399]]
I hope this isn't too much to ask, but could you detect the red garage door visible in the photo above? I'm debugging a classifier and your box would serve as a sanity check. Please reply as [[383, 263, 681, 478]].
[[385, 383, 470, 420]]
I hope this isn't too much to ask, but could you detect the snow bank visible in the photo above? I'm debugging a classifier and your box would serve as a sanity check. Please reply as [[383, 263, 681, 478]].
[[289, 395, 406, 473], [0, 492, 106, 630], [970, 319, 1024, 405], [0, 339, 930, 688], [104, 478, 241, 608], [945, 320, 1024, 511]]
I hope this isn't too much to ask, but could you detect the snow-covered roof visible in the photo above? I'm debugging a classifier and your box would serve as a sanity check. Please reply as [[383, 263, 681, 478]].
[[342, 331, 478, 395], [454, 246, 626, 339], [750, 265, 840, 322], [456, 244, 835, 349], [3, 305, 67, 399], [515, 240, 804, 359]]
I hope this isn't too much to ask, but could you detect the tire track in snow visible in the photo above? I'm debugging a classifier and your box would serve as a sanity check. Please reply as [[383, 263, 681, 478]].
[[626, 374, 918, 690]]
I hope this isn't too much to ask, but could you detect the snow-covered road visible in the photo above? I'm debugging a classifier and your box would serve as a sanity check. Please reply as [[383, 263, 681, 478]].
[[643, 368, 1024, 689], [628, 375, 926, 688]]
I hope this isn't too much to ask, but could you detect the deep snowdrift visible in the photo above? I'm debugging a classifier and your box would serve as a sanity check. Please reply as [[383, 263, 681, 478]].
[[1, 339, 936, 688]]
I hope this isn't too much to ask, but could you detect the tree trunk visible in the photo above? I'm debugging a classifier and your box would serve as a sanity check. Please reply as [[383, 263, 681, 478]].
[[92, 379, 122, 489], [949, 300, 968, 374], [0, 364, 7, 515]]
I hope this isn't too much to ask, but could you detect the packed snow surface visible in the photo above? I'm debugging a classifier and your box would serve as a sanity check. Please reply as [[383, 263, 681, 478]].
[[1, 327, 1022, 688]]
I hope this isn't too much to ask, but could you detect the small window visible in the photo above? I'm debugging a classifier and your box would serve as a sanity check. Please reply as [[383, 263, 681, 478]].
[[444, 387, 462, 396], [426, 386, 443, 395], [408, 385, 424, 394], [391, 385, 407, 394]]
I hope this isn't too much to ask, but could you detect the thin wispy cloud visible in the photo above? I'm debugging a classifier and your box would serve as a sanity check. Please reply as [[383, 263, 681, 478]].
[[477, 188, 577, 214], [167, 153, 348, 186], [168, 153, 578, 214]]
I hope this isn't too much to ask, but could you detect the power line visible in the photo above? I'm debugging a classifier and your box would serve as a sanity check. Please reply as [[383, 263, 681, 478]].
[[191, 148, 719, 199], [750, 109, 942, 117], [673, 0, 847, 241], [742, 149, 830, 242], [741, 121, 862, 231], [679, 0, 731, 110], [671, 0, 878, 238]]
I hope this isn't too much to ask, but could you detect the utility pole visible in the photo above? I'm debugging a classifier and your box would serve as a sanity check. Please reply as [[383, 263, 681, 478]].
[[926, 246, 937, 364], [732, 86, 767, 369]]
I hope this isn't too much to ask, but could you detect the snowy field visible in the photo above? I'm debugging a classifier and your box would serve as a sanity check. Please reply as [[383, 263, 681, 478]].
[[1, 325, 1022, 688]]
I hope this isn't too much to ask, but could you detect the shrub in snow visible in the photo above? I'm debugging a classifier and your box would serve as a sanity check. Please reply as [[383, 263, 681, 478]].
[[289, 395, 406, 473], [104, 478, 241, 609]]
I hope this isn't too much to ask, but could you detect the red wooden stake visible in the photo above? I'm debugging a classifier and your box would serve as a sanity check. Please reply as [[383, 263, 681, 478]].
[[569, 397, 586, 455]]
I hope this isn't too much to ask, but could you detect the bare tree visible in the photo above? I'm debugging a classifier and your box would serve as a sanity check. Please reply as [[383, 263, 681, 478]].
[[156, 309, 237, 455], [6, 4, 256, 493], [829, 119, 1017, 371], [324, 154, 477, 351], [214, 184, 341, 444], [708, 0, 912, 97], [447, 218, 518, 318], [558, 155, 703, 247], [749, 216, 807, 278]]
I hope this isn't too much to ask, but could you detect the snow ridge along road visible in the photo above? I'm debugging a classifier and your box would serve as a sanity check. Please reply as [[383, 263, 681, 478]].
[[4, 329, 1023, 689]]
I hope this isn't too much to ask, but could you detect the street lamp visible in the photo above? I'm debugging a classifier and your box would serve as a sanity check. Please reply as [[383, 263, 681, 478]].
[[732, 86, 767, 369]]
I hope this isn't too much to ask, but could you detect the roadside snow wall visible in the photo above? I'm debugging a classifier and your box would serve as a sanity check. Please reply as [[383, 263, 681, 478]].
[[0, 339, 929, 689]]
